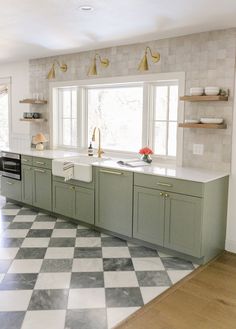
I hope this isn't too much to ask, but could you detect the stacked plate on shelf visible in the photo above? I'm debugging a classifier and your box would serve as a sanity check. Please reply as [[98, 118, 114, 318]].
[[190, 87, 204, 96], [200, 118, 223, 124]]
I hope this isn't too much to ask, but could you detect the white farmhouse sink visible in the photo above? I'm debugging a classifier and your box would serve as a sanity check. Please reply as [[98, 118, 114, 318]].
[[52, 155, 109, 182]]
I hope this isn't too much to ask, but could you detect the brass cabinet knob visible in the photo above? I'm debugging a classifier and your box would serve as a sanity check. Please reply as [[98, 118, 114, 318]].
[[159, 192, 164, 196], [165, 193, 169, 198]]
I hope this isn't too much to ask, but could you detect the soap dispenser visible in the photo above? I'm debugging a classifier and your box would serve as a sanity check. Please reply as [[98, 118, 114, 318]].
[[88, 142, 93, 156]]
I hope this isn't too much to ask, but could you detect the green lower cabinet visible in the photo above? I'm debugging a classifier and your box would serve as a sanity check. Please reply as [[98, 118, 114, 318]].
[[1, 176, 22, 201], [33, 168, 52, 211], [133, 186, 165, 245], [74, 186, 94, 224], [53, 181, 75, 218], [22, 165, 33, 204], [53, 180, 94, 224], [164, 192, 202, 257], [95, 168, 133, 237]]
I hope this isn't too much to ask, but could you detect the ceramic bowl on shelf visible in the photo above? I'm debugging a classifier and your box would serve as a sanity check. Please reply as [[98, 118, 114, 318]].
[[200, 117, 223, 124], [205, 86, 220, 96], [190, 87, 204, 96]]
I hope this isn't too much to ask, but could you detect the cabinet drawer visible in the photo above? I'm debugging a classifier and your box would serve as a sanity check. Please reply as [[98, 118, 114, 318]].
[[33, 157, 52, 169], [21, 155, 33, 165], [134, 173, 203, 197], [1, 177, 22, 201]]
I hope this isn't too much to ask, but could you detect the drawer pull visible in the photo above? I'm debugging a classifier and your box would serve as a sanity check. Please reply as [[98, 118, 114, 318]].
[[6, 181, 13, 185], [165, 193, 169, 198], [22, 159, 28, 162], [156, 182, 173, 188], [159, 192, 164, 196], [34, 169, 46, 173], [36, 161, 45, 165], [70, 186, 75, 190], [100, 169, 123, 176]]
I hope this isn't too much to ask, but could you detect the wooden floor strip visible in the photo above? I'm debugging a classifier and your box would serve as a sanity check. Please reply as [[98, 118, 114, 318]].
[[115, 252, 236, 329]]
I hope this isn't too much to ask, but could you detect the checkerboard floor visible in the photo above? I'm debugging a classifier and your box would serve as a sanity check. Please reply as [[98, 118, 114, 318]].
[[0, 196, 197, 329]]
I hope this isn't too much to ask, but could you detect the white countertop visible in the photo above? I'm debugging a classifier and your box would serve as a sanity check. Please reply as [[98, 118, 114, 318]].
[[1, 148, 229, 183], [92, 160, 229, 183], [1, 148, 80, 159]]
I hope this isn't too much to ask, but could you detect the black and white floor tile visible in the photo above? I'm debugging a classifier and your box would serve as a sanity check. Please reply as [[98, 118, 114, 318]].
[[0, 196, 197, 329]]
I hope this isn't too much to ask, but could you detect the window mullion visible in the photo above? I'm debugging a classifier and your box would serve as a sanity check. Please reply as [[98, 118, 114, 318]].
[[166, 86, 170, 156]]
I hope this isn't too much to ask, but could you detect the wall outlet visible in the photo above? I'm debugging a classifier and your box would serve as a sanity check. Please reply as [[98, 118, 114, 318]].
[[193, 144, 204, 155]]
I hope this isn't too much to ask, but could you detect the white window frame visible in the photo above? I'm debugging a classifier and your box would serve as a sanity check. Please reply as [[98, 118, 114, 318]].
[[49, 72, 185, 165], [0, 77, 11, 149]]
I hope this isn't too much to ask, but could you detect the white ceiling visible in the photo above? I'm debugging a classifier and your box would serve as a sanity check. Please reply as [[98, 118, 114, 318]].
[[1, 0, 236, 63]]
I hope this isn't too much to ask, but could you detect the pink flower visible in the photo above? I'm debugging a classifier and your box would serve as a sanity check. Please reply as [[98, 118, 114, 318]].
[[139, 147, 153, 155]]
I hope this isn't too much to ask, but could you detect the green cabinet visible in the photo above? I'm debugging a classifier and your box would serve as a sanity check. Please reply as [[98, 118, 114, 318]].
[[95, 168, 133, 237], [133, 186, 165, 245], [53, 179, 94, 224], [133, 180, 202, 257], [21, 159, 52, 211], [1, 176, 22, 201]]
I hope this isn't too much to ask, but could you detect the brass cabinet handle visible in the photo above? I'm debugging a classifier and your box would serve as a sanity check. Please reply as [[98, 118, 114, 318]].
[[69, 186, 75, 190], [156, 182, 173, 187], [100, 169, 123, 176], [22, 159, 28, 162], [159, 192, 164, 196], [34, 168, 46, 173], [6, 181, 13, 185], [36, 161, 45, 165], [165, 193, 169, 198]]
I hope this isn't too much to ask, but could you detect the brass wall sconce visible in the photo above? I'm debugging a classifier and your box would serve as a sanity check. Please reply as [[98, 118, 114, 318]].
[[87, 53, 109, 76], [47, 60, 68, 79], [138, 46, 160, 71]]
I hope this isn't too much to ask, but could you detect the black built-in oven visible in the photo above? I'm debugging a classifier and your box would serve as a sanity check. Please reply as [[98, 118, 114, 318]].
[[1, 152, 21, 180]]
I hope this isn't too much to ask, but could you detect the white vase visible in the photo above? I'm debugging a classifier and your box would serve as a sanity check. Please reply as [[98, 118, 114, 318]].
[[36, 143, 44, 151]]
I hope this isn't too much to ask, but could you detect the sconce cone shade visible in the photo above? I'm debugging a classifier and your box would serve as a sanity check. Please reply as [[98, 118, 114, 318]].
[[87, 58, 97, 76], [47, 64, 56, 79], [138, 53, 149, 71]]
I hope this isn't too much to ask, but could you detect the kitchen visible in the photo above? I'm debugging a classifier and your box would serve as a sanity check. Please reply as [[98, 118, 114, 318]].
[[0, 1, 236, 329]]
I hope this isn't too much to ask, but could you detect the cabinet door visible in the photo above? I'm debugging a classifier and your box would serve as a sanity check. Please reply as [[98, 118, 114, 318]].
[[33, 168, 52, 211], [22, 165, 33, 205], [53, 181, 75, 218], [164, 192, 202, 257], [1, 177, 22, 201], [133, 186, 165, 245], [74, 187, 94, 224], [95, 168, 133, 237]]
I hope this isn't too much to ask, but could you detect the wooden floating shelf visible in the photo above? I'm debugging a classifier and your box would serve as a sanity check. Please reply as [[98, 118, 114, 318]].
[[178, 123, 227, 129], [179, 95, 228, 102], [20, 118, 46, 123], [19, 99, 47, 104]]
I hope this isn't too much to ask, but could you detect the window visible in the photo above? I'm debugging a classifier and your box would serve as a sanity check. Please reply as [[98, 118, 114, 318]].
[[87, 86, 143, 152], [151, 84, 178, 157], [0, 85, 9, 149], [58, 87, 77, 147], [52, 73, 184, 162]]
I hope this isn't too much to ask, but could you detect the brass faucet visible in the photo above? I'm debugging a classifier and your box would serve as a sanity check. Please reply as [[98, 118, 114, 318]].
[[92, 127, 104, 158]]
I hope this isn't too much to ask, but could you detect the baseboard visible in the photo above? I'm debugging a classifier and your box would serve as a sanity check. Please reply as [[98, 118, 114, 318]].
[[225, 239, 236, 253]]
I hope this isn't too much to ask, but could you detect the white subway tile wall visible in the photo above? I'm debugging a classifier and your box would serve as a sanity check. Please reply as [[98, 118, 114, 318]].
[[29, 28, 236, 171]]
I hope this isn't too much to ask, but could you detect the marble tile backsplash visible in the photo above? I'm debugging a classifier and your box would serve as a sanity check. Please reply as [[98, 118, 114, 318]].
[[29, 28, 236, 171]]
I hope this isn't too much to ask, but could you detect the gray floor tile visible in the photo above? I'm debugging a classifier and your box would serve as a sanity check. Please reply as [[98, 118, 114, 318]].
[[0, 311, 25, 329], [103, 258, 134, 271], [27, 229, 53, 237], [0, 273, 37, 290], [76, 229, 101, 237], [28, 289, 69, 310], [35, 214, 57, 222], [17, 209, 38, 216], [41, 259, 73, 272], [101, 237, 127, 247], [0, 215, 15, 222], [16, 247, 47, 259], [136, 271, 172, 286], [49, 238, 76, 247], [55, 222, 77, 229], [7, 222, 33, 230], [74, 247, 102, 258], [2, 204, 21, 209], [161, 257, 195, 270], [71, 272, 104, 288], [105, 287, 144, 307], [0, 238, 24, 248], [129, 246, 159, 258], [66, 309, 107, 329]]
